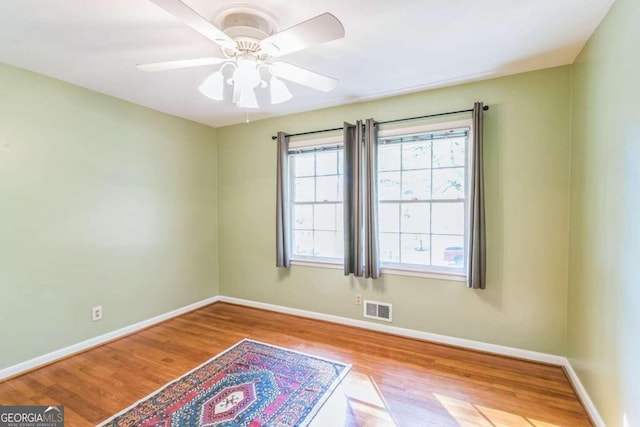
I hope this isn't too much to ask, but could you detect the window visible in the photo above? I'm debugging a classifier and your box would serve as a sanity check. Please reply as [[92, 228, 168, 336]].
[[377, 121, 471, 274], [289, 144, 344, 262], [287, 120, 471, 277]]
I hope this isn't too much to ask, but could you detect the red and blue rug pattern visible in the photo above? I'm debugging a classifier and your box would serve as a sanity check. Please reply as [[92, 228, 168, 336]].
[[99, 339, 351, 427]]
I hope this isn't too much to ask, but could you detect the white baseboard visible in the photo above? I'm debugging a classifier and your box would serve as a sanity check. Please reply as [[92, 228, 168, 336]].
[[563, 360, 606, 427], [0, 296, 221, 381], [217, 295, 605, 426], [217, 296, 565, 365]]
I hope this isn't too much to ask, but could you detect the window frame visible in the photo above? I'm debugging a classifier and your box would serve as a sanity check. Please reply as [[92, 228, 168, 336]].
[[376, 119, 473, 278], [287, 119, 473, 281], [288, 135, 344, 264]]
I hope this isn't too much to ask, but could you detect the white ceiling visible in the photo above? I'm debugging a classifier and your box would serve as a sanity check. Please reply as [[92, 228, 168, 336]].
[[0, 0, 614, 127]]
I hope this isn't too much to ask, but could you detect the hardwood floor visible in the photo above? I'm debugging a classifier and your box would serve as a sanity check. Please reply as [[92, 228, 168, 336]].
[[0, 302, 591, 426]]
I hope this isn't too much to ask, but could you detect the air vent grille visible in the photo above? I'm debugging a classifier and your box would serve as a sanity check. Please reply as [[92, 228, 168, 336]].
[[363, 300, 392, 322]]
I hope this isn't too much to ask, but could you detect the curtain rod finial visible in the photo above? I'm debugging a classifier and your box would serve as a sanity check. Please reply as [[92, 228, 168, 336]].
[[483, 105, 489, 111]]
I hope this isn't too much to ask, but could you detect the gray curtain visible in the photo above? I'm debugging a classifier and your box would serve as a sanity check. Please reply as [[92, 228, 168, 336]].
[[343, 120, 380, 279], [275, 131, 291, 268], [468, 102, 486, 289], [364, 119, 380, 278], [343, 122, 363, 276]]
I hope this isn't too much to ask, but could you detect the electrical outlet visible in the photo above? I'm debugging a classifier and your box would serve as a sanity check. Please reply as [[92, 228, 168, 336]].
[[92, 305, 102, 322], [355, 294, 362, 305]]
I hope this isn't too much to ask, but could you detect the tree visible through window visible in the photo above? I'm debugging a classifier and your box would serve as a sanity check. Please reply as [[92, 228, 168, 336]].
[[377, 127, 469, 272]]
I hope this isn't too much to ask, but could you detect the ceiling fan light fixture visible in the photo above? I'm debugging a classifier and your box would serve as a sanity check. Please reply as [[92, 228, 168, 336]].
[[233, 55, 261, 89], [232, 83, 240, 104], [269, 76, 292, 104], [142, 3, 345, 112], [199, 70, 224, 100], [237, 87, 259, 109]]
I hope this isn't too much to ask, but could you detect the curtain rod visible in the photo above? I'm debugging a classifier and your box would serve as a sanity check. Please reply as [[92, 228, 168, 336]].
[[270, 105, 489, 140]]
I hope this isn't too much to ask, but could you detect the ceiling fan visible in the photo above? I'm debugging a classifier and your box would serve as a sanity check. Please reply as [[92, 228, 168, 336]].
[[139, 0, 345, 109]]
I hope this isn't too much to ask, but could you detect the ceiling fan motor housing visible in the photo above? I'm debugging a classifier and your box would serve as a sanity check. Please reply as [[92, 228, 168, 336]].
[[215, 7, 279, 58]]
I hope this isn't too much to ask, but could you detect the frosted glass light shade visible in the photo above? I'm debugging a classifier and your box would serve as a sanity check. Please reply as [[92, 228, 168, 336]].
[[237, 88, 259, 109], [199, 71, 224, 100], [270, 76, 292, 104]]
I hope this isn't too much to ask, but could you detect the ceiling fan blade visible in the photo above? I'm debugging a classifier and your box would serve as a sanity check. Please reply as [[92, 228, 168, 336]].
[[137, 57, 226, 72], [270, 61, 338, 92], [149, 0, 236, 51], [260, 13, 344, 57]]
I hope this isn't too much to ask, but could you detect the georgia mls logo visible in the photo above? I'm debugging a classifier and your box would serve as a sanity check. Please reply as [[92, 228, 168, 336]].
[[44, 407, 63, 417], [0, 405, 64, 427]]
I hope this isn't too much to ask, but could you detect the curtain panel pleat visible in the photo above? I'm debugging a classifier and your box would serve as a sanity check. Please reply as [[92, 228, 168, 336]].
[[343, 121, 364, 276], [468, 102, 486, 289], [343, 120, 380, 279], [364, 119, 380, 279], [275, 132, 291, 268]]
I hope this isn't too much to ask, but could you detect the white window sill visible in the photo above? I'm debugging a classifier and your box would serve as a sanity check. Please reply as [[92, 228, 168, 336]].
[[381, 267, 466, 282], [290, 259, 343, 270], [289, 259, 466, 282]]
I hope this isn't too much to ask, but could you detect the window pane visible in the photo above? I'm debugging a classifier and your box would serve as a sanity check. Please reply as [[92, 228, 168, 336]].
[[293, 230, 313, 256], [316, 151, 337, 175], [432, 235, 464, 267], [294, 154, 315, 177], [293, 205, 313, 230], [433, 137, 465, 168], [316, 175, 339, 202], [379, 203, 399, 233], [294, 177, 315, 202], [432, 167, 464, 199], [400, 234, 429, 265], [315, 204, 337, 231], [379, 171, 401, 200], [289, 149, 344, 261], [401, 203, 429, 233], [380, 232, 400, 263], [338, 150, 344, 174], [431, 202, 464, 235], [401, 170, 430, 200], [374, 128, 469, 272], [315, 231, 338, 257], [378, 144, 401, 171], [402, 141, 430, 170], [337, 175, 343, 201]]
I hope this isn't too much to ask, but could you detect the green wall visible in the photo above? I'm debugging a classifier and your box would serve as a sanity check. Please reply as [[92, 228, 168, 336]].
[[568, 0, 640, 424], [217, 66, 572, 355], [0, 63, 219, 369], [5, 5, 637, 419]]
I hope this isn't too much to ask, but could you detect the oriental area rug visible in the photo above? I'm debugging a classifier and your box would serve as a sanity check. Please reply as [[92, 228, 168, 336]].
[[98, 339, 351, 427]]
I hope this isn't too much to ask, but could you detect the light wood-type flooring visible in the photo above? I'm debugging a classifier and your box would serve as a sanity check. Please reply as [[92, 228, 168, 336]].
[[0, 302, 591, 426]]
